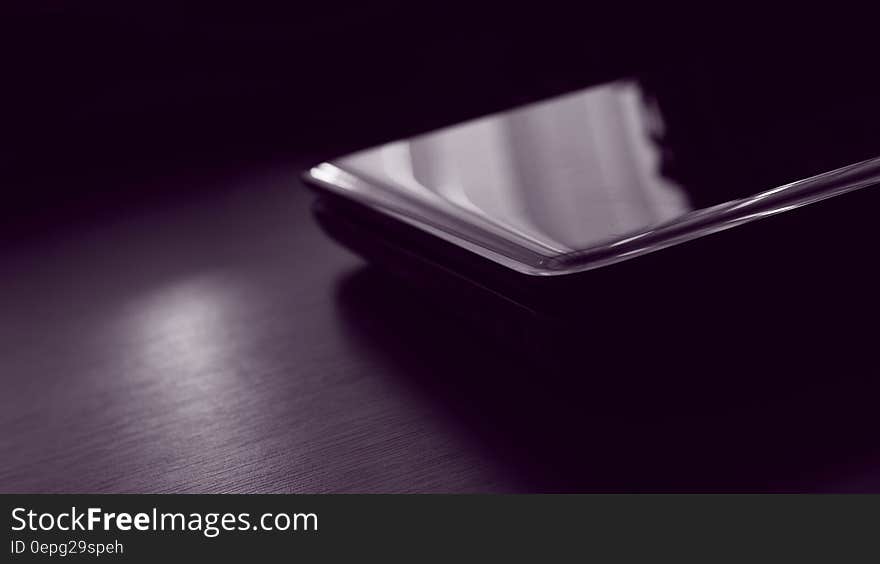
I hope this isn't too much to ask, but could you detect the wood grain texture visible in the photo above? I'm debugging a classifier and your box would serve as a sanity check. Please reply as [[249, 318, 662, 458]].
[[0, 160, 516, 493]]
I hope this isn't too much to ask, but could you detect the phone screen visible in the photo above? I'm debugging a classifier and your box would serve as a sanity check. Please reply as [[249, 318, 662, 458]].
[[308, 51, 880, 275]]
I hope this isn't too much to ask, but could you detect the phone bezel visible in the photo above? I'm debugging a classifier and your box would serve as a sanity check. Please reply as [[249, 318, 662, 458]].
[[305, 155, 880, 277]]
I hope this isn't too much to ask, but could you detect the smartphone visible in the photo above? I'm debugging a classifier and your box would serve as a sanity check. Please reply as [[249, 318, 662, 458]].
[[303, 53, 880, 385]]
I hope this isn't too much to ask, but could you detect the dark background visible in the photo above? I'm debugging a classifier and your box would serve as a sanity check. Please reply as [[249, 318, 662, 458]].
[[3, 4, 650, 214], [3, 5, 880, 492], [3, 6, 876, 224]]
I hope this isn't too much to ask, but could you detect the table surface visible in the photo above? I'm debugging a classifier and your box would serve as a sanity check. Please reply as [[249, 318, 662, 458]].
[[0, 159, 519, 493], [2, 156, 879, 493]]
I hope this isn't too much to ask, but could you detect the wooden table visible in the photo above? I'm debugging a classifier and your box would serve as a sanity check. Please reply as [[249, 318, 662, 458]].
[[3, 150, 880, 493], [0, 157, 522, 492]]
